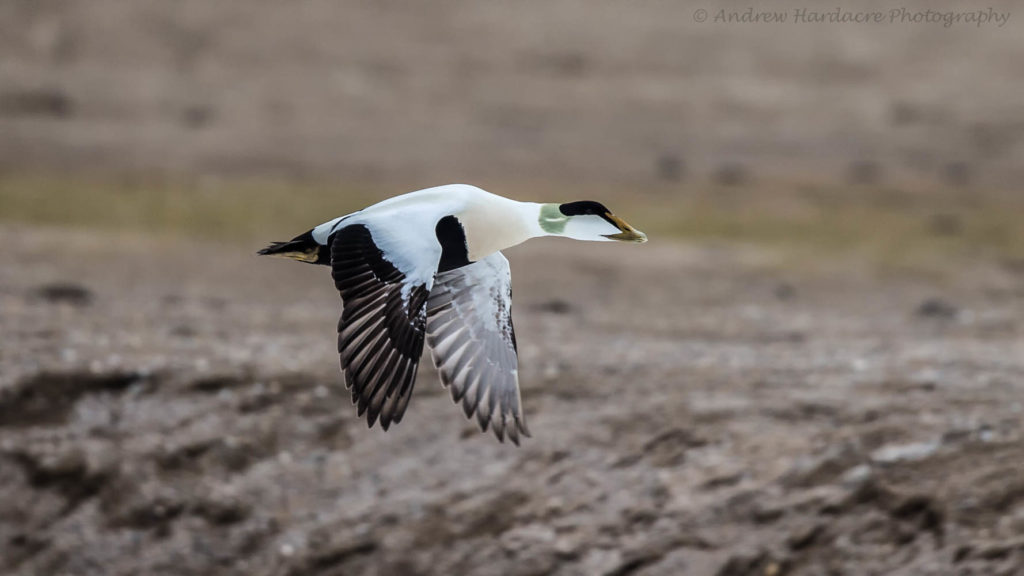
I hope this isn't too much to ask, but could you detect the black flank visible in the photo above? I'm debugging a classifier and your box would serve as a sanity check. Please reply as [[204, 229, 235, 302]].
[[435, 215, 472, 273]]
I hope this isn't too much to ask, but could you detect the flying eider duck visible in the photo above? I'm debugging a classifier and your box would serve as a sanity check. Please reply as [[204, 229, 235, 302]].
[[259, 184, 646, 444]]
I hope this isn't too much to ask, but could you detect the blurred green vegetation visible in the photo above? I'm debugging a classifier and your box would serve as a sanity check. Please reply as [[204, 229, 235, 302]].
[[0, 174, 382, 242], [1, 173, 1022, 268], [627, 183, 1024, 268]]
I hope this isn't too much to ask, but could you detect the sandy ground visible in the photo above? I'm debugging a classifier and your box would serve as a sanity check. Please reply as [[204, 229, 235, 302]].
[[2, 223, 1023, 575]]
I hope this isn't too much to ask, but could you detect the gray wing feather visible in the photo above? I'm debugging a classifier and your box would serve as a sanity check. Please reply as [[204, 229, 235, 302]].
[[426, 252, 529, 444]]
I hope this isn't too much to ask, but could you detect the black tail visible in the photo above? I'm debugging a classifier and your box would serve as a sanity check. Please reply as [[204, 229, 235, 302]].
[[258, 230, 330, 265]]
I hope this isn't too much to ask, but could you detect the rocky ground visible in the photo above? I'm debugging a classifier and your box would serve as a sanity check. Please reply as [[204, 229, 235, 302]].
[[2, 223, 1023, 575]]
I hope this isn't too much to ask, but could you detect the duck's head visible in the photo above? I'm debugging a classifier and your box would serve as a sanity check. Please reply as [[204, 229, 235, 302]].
[[538, 201, 647, 243]]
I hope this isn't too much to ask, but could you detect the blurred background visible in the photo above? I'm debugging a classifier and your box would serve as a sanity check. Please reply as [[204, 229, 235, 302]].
[[1, 1, 1023, 575]]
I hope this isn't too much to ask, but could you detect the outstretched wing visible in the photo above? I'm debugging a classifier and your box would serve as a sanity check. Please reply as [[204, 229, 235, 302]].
[[426, 252, 529, 444], [331, 223, 437, 430]]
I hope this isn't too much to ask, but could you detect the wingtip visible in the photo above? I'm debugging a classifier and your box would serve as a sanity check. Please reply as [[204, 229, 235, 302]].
[[507, 424, 520, 446], [379, 406, 395, 431], [476, 410, 492, 434], [517, 416, 532, 438], [366, 408, 380, 429]]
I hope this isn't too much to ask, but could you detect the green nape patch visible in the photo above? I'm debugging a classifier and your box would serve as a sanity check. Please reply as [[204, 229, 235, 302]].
[[1, 174, 1022, 268], [537, 203, 568, 234]]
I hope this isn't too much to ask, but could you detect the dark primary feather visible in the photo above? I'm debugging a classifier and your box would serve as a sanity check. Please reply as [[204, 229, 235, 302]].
[[331, 224, 429, 430]]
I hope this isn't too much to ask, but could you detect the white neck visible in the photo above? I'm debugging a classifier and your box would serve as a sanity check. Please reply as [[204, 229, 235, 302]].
[[459, 199, 547, 261], [513, 202, 550, 239]]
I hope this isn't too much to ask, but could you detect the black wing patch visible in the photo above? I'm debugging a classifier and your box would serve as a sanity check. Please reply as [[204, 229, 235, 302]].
[[331, 224, 429, 430], [435, 215, 471, 273]]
